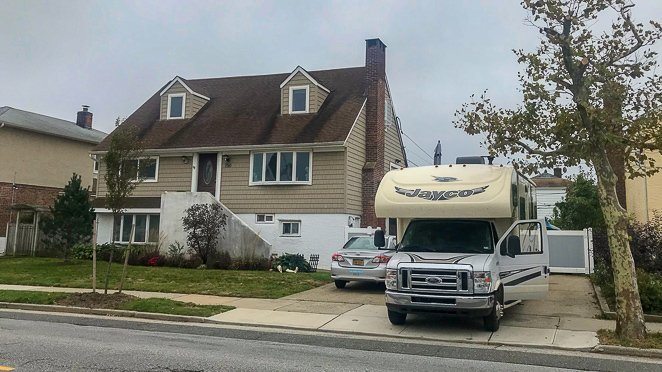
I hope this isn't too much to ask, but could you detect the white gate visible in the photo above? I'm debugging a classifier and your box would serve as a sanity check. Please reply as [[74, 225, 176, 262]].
[[548, 228, 594, 274]]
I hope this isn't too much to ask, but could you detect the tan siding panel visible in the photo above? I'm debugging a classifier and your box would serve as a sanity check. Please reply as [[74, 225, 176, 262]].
[[97, 156, 192, 197], [220, 151, 346, 213], [384, 124, 405, 172], [160, 81, 207, 120], [344, 106, 366, 215]]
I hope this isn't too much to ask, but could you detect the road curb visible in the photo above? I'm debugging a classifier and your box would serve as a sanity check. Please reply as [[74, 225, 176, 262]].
[[592, 344, 662, 359], [2, 301, 660, 359], [0, 302, 214, 324], [592, 282, 662, 323]]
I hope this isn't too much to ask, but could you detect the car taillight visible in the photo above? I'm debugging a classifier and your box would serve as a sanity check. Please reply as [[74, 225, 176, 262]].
[[331, 253, 345, 262], [372, 255, 390, 263]]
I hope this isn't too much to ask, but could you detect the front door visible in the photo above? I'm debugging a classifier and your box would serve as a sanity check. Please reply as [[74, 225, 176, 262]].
[[197, 153, 217, 196], [498, 219, 550, 302]]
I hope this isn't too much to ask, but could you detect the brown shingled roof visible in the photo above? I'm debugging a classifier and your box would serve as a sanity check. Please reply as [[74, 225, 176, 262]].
[[94, 67, 366, 151], [532, 171, 572, 188]]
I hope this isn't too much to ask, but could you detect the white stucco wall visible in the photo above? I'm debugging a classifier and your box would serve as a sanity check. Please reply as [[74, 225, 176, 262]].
[[237, 213, 360, 269], [0, 237, 6, 255]]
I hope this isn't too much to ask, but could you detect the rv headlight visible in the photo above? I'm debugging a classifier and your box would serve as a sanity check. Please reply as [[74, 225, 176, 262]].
[[385, 269, 398, 290], [473, 271, 493, 294]]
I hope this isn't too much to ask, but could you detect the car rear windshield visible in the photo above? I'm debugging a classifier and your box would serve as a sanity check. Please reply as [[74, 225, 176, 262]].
[[343, 237, 379, 250], [399, 220, 494, 254]]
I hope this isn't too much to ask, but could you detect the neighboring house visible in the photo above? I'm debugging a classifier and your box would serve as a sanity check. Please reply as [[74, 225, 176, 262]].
[[91, 38, 407, 268], [0, 106, 107, 252], [626, 151, 662, 222], [531, 169, 572, 220]]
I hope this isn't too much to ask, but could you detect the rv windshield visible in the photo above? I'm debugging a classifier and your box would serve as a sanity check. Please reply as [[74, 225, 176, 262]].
[[399, 220, 494, 254]]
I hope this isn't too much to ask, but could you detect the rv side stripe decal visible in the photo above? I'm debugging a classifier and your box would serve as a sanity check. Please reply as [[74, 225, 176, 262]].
[[504, 271, 541, 286]]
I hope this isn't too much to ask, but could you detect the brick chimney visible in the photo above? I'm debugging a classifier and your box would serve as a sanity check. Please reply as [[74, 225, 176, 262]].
[[362, 38, 387, 229], [76, 105, 93, 129]]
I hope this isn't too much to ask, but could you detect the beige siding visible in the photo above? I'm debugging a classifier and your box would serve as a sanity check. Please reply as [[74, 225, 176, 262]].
[[626, 151, 662, 222], [0, 127, 98, 189], [160, 81, 208, 120], [345, 107, 366, 215], [220, 151, 345, 213], [280, 72, 328, 115], [97, 156, 192, 197]]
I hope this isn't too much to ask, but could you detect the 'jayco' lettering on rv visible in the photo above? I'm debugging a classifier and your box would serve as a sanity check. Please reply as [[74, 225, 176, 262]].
[[394, 186, 489, 201]]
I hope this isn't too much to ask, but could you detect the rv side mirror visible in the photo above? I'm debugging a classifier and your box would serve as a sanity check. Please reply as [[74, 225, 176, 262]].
[[374, 230, 386, 248], [505, 235, 521, 258]]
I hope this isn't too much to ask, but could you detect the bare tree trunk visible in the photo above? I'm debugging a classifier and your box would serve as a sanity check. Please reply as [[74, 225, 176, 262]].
[[104, 214, 117, 295], [92, 220, 98, 293], [118, 223, 135, 293], [593, 154, 647, 340]]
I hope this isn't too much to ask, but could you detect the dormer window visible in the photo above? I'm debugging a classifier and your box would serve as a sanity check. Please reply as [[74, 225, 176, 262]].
[[289, 86, 309, 114], [167, 93, 186, 119]]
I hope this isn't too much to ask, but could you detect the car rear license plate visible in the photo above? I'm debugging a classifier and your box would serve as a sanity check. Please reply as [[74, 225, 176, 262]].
[[353, 259, 364, 266]]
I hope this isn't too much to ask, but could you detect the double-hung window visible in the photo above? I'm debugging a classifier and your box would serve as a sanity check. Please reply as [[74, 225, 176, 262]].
[[122, 157, 159, 182], [113, 214, 161, 244], [167, 93, 186, 119], [289, 85, 309, 114], [250, 151, 311, 185]]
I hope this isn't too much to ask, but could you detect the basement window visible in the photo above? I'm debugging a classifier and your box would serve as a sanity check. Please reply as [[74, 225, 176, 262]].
[[289, 85, 309, 114], [167, 93, 186, 119], [113, 214, 160, 244], [281, 220, 301, 237], [256, 214, 274, 224]]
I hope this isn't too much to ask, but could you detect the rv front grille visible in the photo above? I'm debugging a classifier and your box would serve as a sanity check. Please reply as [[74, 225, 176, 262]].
[[399, 268, 472, 294]]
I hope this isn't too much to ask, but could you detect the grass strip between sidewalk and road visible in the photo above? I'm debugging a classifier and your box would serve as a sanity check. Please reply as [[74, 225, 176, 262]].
[[0, 290, 232, 317], [597, 329, 662, 349], [0, 257, 331, 298]]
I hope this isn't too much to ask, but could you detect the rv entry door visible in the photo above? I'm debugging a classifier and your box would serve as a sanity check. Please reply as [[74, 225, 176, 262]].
[[497, 220, 549, 302]]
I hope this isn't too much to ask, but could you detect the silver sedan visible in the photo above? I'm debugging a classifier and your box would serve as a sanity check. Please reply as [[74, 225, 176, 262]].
[[330, 235, 396, 288]]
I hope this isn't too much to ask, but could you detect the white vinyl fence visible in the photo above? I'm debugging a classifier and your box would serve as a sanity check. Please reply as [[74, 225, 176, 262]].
[[548, 228, 594, 274]]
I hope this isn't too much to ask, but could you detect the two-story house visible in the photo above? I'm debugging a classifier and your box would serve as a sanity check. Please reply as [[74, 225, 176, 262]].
[[92, 39, 407, 267], [0, 106, 106, 253]]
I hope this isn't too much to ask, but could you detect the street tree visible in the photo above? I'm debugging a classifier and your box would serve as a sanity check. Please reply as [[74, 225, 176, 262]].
[[41, 173, 95, 261], [454, 0, 661, 340], [102, 123, 144, 293], [552, 174, 605, 230]]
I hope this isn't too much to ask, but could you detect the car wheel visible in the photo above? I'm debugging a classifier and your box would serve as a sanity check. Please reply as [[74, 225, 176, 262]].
[[334, 280, 347, 289], [387, 309, 407, 325], [483, 287, 504, 332]]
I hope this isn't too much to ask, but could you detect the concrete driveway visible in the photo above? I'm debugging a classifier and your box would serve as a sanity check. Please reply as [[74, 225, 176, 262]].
[[284, 274, 603, 329]]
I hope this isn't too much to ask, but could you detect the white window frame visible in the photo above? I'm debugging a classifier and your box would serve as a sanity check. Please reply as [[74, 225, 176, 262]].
[[167, 93, 186, 119], [288, 85, 309, 114], [390, 162, 402, 171], [92, 155, 99, 174], [114, 214, 161, 244], [249, 151, 312, 186], [123, 157, 160, 183], [280, 220, 301, 237], [256, 214, 275, 224]]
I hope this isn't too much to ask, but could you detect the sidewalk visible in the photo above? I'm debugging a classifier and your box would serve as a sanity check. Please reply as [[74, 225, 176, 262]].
[[1, 283, 660, 351]]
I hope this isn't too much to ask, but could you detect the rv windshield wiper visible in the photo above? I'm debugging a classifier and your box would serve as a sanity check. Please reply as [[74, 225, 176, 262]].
[[399, 245, 429, 252]]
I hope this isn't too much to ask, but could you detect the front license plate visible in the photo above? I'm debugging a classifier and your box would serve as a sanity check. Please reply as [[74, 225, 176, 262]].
[[353, 259, 364, 266]]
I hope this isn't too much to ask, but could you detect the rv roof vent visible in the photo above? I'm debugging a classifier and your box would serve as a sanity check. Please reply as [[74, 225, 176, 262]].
[[456, 156, 486, 165]]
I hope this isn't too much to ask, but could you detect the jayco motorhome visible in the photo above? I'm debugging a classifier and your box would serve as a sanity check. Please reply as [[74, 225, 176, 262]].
[[373, 162, 549, 331]]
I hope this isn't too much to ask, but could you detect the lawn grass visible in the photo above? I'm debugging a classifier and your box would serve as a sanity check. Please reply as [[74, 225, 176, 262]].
[[0, 257, 330, 298], [0, 290, 231, 317], [598, 329, 662, 349], [119, 298, 232, 317], [0, 289, 69, 305]]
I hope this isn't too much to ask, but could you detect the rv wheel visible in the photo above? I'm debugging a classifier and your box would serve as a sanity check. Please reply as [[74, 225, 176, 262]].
[[483, 288, 504, 332], [334, 280, 347, 289], [387, 309, 407, 325]]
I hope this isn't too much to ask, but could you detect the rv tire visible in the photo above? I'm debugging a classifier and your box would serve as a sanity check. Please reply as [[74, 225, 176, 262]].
[[483, 287, 503, 332], [387, 309, 407, 325]]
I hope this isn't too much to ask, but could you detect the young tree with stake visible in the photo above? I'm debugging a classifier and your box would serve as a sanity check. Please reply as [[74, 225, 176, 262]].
[[102, 123, 144, 294], [455, 0, 661, 341]]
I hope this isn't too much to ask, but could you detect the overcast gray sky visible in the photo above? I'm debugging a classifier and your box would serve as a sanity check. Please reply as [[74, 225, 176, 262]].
[[1, 0, 660, 166]]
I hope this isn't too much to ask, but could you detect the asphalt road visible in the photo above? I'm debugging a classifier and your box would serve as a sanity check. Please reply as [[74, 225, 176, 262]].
[[0, 310, 660, 372]]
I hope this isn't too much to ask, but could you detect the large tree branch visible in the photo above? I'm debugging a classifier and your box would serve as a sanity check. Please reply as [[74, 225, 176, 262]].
[[606, 4, 644, 65]]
